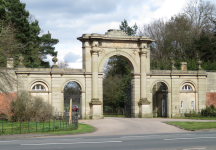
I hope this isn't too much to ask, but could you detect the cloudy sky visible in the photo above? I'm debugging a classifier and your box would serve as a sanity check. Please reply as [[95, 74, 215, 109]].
[[20, 0, 214, 69]]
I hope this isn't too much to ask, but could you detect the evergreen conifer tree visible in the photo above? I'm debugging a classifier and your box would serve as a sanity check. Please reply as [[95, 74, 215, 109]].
[[1, 0, 59, 68]]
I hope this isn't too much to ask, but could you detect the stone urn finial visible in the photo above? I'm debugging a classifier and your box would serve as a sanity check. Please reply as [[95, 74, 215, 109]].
[[18, 55, 25, 68], [51, 56, 59, 69], [171, 60, 176, 70], [52, 56, 58, 65], [198, 60, 203, 70]]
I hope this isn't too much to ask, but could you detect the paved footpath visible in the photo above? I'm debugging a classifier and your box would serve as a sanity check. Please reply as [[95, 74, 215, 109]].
[[1, 117, 216, 140]]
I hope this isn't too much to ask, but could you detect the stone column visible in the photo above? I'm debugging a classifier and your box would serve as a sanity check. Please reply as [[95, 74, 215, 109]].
[[139, 49, 151, 117], [167, 92, 172, 118], [91, 46, 99, 100], [140, 50, 147, 99], [90, 43, 103, 119]]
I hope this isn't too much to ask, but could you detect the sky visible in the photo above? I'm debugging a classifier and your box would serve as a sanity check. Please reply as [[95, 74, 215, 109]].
[[20, 0, 215, 69]]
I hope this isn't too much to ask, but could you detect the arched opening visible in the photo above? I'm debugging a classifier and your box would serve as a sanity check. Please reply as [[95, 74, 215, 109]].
[[103, 55, 133, 117], [152, 82, 168, 117], [63, 81, 81, 117]]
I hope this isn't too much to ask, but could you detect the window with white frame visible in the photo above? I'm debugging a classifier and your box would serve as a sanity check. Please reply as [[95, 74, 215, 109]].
[[192, 101, 194, 109], [32, 84, 45, 91], [181, 101, 183, 109], [182, 85, 192, 91]]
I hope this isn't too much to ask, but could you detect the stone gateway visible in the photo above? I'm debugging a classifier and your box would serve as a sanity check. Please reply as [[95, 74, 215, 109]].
[[6, 29, 214, 119]]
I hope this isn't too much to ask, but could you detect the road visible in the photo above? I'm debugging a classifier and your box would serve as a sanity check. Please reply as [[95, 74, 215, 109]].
[[1, 117, 216, 150]]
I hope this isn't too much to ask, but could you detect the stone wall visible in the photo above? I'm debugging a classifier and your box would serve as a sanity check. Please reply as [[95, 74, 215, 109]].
[[0, 93, 16, 116], [206, 72, 216, 92]]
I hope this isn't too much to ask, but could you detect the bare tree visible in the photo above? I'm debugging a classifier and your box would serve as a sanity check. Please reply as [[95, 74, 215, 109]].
[[183, 0, 216, 33], [57, 60, 71, 69], [0, 21, 22, 93], [138, 0, 216, 70]]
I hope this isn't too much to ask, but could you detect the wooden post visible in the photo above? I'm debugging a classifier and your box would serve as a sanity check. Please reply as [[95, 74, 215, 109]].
[[69, 99, 72, 124]]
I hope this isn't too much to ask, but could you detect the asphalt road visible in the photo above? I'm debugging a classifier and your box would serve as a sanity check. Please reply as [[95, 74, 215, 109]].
[[1, 132, 216, 150], [1, 117, 216, 150]]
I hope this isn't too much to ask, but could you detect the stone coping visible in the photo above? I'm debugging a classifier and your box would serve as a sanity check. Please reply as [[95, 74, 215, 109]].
[[16, 68, 85, 72], [149, 70, 206, 76]]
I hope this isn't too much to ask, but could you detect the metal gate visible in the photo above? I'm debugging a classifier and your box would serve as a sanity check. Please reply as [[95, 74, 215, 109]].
[[162, 93, 167, 117], [124, 82, 132, 118]]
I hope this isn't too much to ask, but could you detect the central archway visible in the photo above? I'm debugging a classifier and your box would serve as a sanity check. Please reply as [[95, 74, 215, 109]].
[[98, 50, 138, 73], [101, 53, 136, 118]]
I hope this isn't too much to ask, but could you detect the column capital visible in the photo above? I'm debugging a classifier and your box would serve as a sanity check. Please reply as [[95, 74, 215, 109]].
[[139, 49, 148, 56], [138, 98, 151, 105], [90, 98, 101, 105], [91, 46, 99, 54]]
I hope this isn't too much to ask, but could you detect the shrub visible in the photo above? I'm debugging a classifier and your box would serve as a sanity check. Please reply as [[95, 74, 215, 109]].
[[184, 111, 199, 117], [11, 91, 53, 121], [210, 104, 215, 110], [0, 113, 8, 121], [201, 106, 216, 117]]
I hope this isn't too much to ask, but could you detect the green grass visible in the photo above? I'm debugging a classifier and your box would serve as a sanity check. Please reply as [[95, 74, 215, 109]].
[[103, 115, 125, 118], [174, 117, 216, 120], [0, 119, 79, 135], [48, 123, 94, 134], [166, 121, 216, 130]]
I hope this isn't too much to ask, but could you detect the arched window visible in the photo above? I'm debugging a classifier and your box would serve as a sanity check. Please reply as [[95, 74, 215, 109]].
[[32, 84, 45, 91], [182, 85, 192, 91]]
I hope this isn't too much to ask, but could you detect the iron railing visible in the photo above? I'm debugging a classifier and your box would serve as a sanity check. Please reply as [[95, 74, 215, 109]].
[[179, 109, 202, 117], [0, 113, 78, 135]]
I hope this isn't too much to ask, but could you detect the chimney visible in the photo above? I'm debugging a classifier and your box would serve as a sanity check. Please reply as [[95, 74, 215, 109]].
[[7, 58, 14, 68], [181, 62, 187, 71]]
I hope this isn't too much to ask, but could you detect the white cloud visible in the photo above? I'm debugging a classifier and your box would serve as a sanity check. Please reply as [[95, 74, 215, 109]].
[[22, 0, 196, 69]]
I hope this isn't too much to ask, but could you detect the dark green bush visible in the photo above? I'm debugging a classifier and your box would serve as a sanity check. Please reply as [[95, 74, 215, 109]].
[[210, 104, 215, 110], [201, 106, 216, 117]]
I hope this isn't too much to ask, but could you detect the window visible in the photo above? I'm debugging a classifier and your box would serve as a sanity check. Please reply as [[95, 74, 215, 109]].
[[182, 85, 192, 91], [192, 101, 194, 109], [32, 84, 45, 91], [181, 101, 183, 109]]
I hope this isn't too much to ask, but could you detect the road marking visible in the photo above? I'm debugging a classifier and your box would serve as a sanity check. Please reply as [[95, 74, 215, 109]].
[[164, 137, 216, 140], [0, 140, 19, 143], [121, 135, 157, 138], [31, 138, 82, 141], [183, 148, 206, 150], [21, 141, 122, 146]]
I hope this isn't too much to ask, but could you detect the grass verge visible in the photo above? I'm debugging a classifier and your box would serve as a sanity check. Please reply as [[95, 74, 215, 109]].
[[166, 121, 216, 130], [103, 115, 125, 118], [48, 123, 94, 134], [173, 117, 216, 120]]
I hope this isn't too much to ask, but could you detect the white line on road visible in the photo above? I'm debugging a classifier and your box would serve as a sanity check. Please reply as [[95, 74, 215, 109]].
[[164, 137, 216, 140], [0, 140, 19, 143], [121, 135, 158, 138], [183, 148, 206, 150], [21, 141, 122, 146]]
